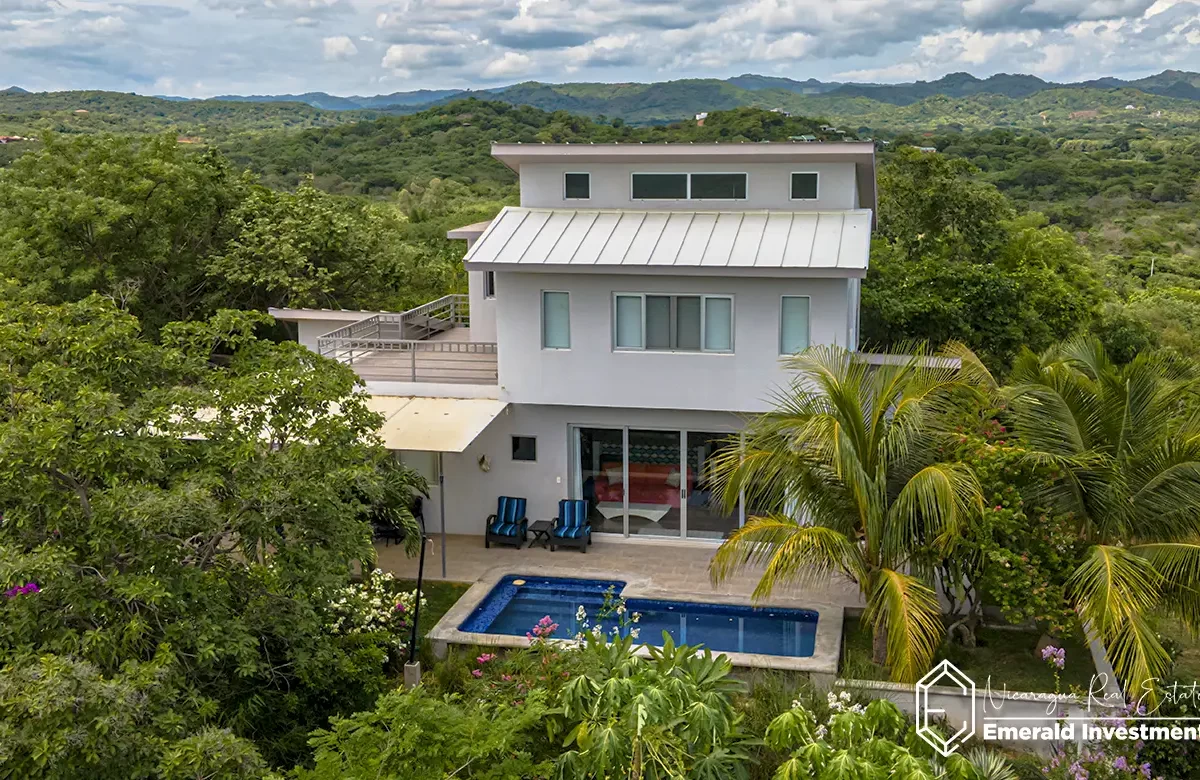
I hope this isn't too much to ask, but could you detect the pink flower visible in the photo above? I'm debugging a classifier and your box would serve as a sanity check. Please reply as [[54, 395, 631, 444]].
[[477, 653, 495, 664], [501, 674, 513, 682], [394, 603, 406, 612], [471, 669, 483, 678]]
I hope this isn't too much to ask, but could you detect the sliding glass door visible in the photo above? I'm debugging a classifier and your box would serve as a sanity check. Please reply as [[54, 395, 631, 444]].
[[684, 431, 740, 539], [572, 427, 625, 534], [626, 429, 683, 537], [571, 425, 741, 539]]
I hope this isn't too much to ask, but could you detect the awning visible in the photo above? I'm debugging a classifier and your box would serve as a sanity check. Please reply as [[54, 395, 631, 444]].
[[366, 396, 507, 452]]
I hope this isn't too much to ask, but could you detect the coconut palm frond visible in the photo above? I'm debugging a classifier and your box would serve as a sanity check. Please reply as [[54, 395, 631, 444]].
[[887, 462, 982, 557], [1068, 545, 1163, 637], [863, 568, 943, 683], [708, 517, 866, 601], [1105, 612, 1171, 703]]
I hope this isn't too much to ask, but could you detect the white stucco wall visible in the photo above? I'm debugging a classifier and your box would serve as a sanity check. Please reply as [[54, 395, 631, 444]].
[[296, 318, 362, 351], [493, 271, 851, 413], [518, 161, 858, 211], [410, 403, 743, 538], [466, 269, 498, 342]]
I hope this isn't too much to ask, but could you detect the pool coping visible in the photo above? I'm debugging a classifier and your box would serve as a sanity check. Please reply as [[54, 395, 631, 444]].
[[425, 562, 843, 676]]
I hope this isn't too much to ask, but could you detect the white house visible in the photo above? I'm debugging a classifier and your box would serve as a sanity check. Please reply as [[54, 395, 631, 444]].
[[272, 140, 877, 548]]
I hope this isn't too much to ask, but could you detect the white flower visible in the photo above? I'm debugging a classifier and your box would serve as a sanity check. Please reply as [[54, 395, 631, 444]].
[[630, 628, 640, 640], [616, 604, 626, 615], [631, 613, 640, 624], [576, 605, 587, 621]]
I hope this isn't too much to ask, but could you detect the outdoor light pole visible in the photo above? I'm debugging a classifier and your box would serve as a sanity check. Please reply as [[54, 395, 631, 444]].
[[403, 510, 428, 690]]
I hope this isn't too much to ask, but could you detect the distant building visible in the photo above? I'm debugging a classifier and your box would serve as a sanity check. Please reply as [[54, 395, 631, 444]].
[[0, 135, 29, 144], [1125, 104, 1137, 110], [694, 112, 708, 126], [789, 135, 818, 142], [770, 108, 791, 117], [915, 146, 938, 153]]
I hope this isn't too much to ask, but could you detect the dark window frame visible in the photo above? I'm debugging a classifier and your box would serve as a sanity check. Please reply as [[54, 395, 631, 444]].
[[564, 172, 591, 200], [790, 172, 819, 200], [511, 435, 537, 462]]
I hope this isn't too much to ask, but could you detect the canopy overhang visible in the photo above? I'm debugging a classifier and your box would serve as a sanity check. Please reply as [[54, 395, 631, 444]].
[[366, 396, 507, 453]]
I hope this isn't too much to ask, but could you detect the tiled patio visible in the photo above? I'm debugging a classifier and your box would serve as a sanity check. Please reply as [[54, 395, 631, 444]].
[[374, 533, 867, 610]]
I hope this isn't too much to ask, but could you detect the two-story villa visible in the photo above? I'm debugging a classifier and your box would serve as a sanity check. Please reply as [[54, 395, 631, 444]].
[[272, 141, 876, 546]]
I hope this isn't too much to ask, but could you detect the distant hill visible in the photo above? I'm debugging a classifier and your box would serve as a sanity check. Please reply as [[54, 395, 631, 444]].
[[188, 69, 1200, 117], [0, 90, 379, 138], [1, 86, 29, 95], [5, 69, 1200, 136]]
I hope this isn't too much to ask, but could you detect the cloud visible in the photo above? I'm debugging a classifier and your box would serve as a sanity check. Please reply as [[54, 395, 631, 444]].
[[77, 15, 127, 35], [481, 50, 532, 78], [323, 34, 358, 60], [2, 0, 1199, 96]]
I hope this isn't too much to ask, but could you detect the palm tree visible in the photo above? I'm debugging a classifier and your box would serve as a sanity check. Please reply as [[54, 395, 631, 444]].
[[1003, 338, 1200, 698], [707, 344, 986, 682]]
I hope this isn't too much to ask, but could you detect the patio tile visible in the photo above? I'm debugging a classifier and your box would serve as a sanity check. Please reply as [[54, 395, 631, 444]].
[[374, 534, 866, 609]]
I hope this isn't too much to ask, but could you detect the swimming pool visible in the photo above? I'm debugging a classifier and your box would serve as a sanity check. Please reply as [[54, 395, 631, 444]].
[[458, 575, 818, 658]]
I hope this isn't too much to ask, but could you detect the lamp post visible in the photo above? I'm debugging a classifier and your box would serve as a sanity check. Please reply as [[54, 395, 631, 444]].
[[403, 507, 427, 690]]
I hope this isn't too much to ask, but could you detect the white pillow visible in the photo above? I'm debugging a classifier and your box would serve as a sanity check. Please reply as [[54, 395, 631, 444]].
[[665, 470, 681, 488]]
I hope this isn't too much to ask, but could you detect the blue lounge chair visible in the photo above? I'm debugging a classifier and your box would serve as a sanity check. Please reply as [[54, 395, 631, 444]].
[[485, 496, 528, 549], [550, 498, 591, 553]]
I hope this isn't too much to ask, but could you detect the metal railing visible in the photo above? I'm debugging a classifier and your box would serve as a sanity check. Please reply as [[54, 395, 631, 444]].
[[316, 295, 497, 384]]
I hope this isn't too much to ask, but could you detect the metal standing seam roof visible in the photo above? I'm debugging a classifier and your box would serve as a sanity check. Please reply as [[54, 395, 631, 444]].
[[462, 207, 873, 274]]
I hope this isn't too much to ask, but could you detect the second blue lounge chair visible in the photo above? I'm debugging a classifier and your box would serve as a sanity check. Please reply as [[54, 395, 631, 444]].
[[550, 498, 591, 553]]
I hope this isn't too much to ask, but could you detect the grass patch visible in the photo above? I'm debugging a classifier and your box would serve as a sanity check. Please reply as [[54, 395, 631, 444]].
[[395, 579, 472, 638], [1150, 613, 1200, 681], [841, 616, 1095, 693]]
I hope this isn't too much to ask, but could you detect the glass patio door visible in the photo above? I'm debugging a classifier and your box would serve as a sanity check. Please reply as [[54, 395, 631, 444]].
[[626, 429, 683, 538], [571, 426, 742, 540], [571, 427, 625, 535], [683, 432, 740, 539]]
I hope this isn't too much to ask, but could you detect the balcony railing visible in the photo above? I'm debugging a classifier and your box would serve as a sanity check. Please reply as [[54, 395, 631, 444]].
[[317, 295, 498, 384]]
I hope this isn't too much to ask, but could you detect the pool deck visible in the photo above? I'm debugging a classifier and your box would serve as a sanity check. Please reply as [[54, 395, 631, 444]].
[[381, 535, 857, 677]]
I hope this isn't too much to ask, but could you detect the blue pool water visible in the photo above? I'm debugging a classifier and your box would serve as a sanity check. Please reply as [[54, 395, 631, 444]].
[[459, 575, 818, 658]]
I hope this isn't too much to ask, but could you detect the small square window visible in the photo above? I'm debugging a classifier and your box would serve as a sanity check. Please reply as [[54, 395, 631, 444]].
[[512, 436, 537, 462], [791, 172, 819, 200], [632, 173, 687, 199], [564, 172, 590, 200]]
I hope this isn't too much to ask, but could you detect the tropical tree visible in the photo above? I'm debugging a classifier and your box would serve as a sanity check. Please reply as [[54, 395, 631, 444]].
[[708, 344, 986, 682], [766, 697, 1015, 780], [1002, 337, 1200, 699], [0, 296, 424, 772]]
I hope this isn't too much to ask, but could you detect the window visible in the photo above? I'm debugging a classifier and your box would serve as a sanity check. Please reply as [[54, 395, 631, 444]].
[[511, 435, 537, 462], [632, 173, 687, 199], [483, 270, 496, 299], [564, 172, 590, 200], [790, 172, 819, 200], [690, 173, 747, 199], [541, 291, 570, 349], [631, 172, 748, 201], [780, 296, 810, 354], [613, 294, 733, 352]]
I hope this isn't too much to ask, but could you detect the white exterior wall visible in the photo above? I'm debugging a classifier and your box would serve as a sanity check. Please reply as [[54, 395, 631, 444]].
[[296, 318, 362, 351], [466, 269, 498, 341], [493, 271, 851, 413], [411, 403, 742, 536], [518, 161, 857, 211]]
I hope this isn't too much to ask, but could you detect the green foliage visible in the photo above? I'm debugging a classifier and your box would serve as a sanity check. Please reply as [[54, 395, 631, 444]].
[[0, 297, 419, 771], [708, 344, 988, 681], [302, 687, 554, 780], [556, 633, 753, 780], [863, 149, 1101, 368], [1005, 338, 1200, 700], [764, 697, 1012, 779], [0, 133, 471, 330]]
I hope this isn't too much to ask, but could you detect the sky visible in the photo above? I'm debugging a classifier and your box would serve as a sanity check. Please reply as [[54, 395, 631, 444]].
[[1, 0, 1198, 97]]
